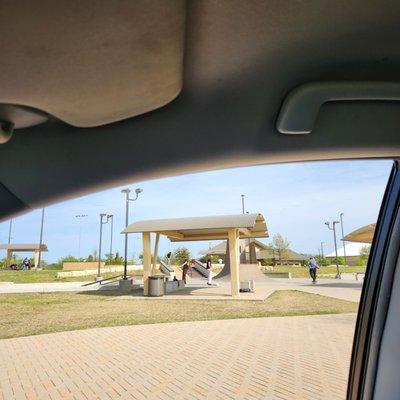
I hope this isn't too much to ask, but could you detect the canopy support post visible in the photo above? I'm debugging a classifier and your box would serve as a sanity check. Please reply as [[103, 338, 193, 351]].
[[34, 251, 40, 269], [152, 233, 160, 275], [6, 250, 12, 268], [228, 228, 240, 297], [142, 232, 152, 295]]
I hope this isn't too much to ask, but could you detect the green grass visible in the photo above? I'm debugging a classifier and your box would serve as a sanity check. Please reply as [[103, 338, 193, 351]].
[[265, 265, 367, 278], [0, 290, 358, 339], [0, 270, 142, 284]]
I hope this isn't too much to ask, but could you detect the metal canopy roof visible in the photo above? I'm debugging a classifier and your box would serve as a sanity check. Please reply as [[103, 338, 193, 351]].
[[0, 243, 48, 252], [343, 223, 376, 244], [122, 213, 268, 242]]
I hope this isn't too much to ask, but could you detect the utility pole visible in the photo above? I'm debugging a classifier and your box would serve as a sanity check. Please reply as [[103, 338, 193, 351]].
[[97, 213, 111, 280], [121, 188, 143, 280], [37, 208, 45, 270], [109, 214, 114, 258], [325, 221, 341, 279], [320, 241, 325, 259], [340, 213, 347, 266]]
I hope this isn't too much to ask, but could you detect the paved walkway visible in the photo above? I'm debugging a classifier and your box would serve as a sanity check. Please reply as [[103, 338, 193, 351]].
[[0, 278, 362, 302], [0, 314, 356, 400]]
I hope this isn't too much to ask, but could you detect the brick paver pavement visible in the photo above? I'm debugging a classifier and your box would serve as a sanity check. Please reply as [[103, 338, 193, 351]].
[[0, 314, 356, 400]]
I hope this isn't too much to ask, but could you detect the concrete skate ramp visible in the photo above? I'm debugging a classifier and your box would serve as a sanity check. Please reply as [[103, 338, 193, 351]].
[[214, 263, 270, 282]]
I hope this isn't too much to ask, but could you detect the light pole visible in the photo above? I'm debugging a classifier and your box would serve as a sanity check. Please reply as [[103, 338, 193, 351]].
[[122, 188, 143, 280], [37, 208, 45, 270], [320, 241, 325, 259], [97, 213, 112, 280], [75, 214, 88, 258], [109, 214, 114, 258], [325, 221, 341, 278], [340, 213, 347, 266], [241, 194, 245, 214], [7, 219, 12, 244]]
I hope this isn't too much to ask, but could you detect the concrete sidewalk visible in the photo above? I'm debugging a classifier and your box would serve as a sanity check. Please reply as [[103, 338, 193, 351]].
[[0, 277, 362, 303], [0, 314, 356, 400]]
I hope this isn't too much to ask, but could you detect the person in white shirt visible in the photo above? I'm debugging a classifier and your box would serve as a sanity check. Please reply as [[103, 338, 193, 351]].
[[308, 257, 319, 283]]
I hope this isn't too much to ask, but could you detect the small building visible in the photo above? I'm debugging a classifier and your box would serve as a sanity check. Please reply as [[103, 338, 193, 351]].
[[201, 239, 269, 264], [0, 243, 48, 269], [256, 248, 309, 265], [326, 242, 370, 266]]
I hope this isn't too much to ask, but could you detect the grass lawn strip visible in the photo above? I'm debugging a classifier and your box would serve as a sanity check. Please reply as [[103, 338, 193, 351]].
[[0, 290, 358, 339], [267, 265, 366, 278]]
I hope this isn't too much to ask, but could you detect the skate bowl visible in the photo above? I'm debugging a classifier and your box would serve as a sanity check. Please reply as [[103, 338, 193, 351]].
[[214, 263, 270, 282]]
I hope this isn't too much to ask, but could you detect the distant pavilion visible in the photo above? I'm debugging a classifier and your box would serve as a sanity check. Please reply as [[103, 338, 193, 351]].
[[0, 243, 48, 269]]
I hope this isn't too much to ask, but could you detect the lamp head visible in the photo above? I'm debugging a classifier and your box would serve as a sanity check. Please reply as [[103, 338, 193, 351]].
[[121, 188, 131, 194], [333, 220, 340, 224], [324, 222, 329, 226], [135, 188, 143, 194]]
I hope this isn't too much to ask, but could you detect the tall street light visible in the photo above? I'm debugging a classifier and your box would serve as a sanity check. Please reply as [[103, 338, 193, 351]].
[[37, 208, 45, 270], [97, 213, 112, 280], [109, 214, 114, 259], [241, 194, 245, 214], [7, 219, 13, 244], [122, 188, 143, 281], [325, 221, 341, 279], [320, 241, 325, 259], [75, 214, 88, 258], [339, 212, 347, 266]]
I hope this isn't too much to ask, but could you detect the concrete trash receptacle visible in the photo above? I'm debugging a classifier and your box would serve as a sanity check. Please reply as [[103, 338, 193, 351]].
[[148, 275, 165, 297]]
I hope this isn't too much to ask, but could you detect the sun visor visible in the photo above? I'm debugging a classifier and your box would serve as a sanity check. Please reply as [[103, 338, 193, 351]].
[[0, 0, 185, 127]]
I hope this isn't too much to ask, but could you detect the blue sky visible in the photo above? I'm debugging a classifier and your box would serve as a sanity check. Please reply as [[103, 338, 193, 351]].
[[0, 160, 392, 262]]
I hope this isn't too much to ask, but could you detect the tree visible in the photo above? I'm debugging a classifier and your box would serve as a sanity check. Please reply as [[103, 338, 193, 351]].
[[358, 245, 371, 266], [104, 253, 114, 265], [270, 234, 291, 264], [172, 247, 191, 265], [332, 256, 345, 265], [138, 252, 161, 263], [199, 254, 220, 263], [113, 252, 124, 265], [59, 255, 82, 263], [87, 254, 94, 262]]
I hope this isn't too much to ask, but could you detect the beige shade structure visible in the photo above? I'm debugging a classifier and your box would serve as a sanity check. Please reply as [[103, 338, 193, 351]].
[[0, 243, 48, 269], [343, 223, 376, 244], [122, 213, 268, 296]]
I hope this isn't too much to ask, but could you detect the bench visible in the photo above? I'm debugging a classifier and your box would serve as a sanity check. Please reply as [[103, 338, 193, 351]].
[[164, 280, 186, 293]]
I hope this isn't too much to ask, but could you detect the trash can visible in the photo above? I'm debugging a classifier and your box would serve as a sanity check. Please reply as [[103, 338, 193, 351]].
[[148, 275, 165, 297]]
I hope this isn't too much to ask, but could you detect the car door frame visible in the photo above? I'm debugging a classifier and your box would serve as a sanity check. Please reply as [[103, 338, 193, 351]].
[[347, 160, 400, 399]]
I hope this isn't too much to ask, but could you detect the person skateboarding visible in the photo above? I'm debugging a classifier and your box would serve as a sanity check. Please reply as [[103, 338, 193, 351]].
[[181, 259, 190, 284], [308, 257, 319, 283]]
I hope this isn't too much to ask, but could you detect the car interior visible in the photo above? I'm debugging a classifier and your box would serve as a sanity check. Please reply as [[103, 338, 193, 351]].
[[1, 1, 400, 399]]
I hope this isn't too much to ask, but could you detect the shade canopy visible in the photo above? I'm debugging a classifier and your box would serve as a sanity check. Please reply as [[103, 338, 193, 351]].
[[0, 243, 48, 252], [343, 223, 376, 244], [122, 213, 268, 241]]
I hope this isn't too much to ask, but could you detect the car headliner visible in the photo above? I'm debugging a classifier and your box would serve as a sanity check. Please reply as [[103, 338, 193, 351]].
[[0, 0, 399, 220]]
